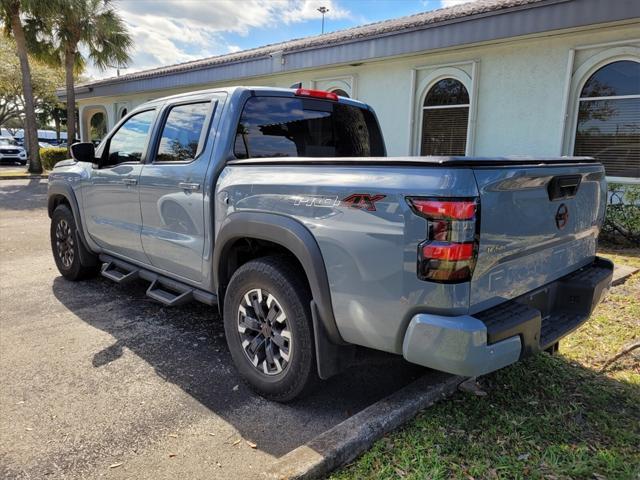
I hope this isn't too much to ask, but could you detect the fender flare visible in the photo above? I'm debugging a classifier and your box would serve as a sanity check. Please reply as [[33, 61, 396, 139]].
[[213, 211, 345, 346], [47, 182, 94, 254]]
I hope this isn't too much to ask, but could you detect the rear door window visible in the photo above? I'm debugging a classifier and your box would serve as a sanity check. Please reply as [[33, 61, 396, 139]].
[[234, 96, 384, 158], [155, 102, 210, 162]]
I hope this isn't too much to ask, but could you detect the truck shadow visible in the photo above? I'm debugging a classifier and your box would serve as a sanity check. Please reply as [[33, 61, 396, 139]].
[[0, 178, 48, 211], [52, 275, 425, 458]]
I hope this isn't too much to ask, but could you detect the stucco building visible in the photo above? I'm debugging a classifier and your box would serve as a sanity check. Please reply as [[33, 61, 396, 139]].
[[60, 0, 640, 183]]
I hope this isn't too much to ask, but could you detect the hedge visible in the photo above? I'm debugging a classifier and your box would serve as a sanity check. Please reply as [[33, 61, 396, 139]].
[[602, 184, 640, 246], [40, 147, 69, 170]]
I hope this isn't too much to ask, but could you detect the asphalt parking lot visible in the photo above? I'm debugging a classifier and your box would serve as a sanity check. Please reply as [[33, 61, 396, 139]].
[[0, 178, 426, 479], [0, 163, 28, 172]]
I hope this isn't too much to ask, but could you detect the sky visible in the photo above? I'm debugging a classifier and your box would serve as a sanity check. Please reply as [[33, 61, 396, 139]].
[[87, 0, 476, 80]]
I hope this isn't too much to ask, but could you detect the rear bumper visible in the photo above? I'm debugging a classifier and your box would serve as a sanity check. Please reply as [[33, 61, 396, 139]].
[[402, 257, 613, 377]]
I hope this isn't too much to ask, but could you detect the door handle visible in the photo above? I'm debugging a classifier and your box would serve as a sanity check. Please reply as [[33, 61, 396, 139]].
[[123, 178, 138, 186], [179, 182, 200, 192]]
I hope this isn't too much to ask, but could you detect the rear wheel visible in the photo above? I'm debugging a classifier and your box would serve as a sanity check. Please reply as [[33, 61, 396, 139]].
[[50, 204, 99, 280], [223, 256, 317, 402]]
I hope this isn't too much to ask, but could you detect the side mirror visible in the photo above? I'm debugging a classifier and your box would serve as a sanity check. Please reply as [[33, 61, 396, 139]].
[[70, 142, 95, 163]]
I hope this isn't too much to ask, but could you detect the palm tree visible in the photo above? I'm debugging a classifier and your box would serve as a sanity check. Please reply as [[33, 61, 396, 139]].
[[0, 0, 43, 173], [237, 123, 251, 158], [38, 0, 131, 153]]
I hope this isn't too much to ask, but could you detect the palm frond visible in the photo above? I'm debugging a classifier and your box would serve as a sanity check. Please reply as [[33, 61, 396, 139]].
[[87, 6, 131, 70]]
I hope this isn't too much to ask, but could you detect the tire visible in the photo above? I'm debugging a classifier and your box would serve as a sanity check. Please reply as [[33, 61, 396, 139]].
[[50, 204, 99, 280], [223, 256, 318, 402]]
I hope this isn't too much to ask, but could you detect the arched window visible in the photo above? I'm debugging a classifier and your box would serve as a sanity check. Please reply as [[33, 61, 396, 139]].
[[420, 78, 469, 156], [331, 89, 350, 98], [89, 112, 107, 142], [574, 60, 640, 178]]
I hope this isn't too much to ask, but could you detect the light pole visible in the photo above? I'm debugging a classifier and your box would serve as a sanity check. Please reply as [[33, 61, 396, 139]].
[[317, 6, 329, 34], [106, 64, 122, 77]]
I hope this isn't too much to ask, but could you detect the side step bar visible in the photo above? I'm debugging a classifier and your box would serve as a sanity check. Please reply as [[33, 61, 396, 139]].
[[99, 254, 216, 307], [146, 279, 193, 307], [101, 261, 139, 284]]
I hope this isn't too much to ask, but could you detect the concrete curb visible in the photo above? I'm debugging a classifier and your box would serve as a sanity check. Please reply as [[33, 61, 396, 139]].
[[261, 373, 464, 480], [611, 264, 639, 286]]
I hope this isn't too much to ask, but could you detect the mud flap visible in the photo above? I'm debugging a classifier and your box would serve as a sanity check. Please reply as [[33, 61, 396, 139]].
[[75, 230, 98, 267], [311, 300, 356, 379]]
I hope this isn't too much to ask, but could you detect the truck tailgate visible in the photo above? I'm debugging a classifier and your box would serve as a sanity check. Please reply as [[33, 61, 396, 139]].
[[470, 162, 607, 313]]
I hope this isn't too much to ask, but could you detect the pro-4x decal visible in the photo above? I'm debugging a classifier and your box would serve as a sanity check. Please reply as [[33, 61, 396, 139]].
[[341, 194, 386, 211]]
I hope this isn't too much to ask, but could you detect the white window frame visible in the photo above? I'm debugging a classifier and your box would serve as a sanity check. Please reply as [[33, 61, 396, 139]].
[[312, 75, 356, 98], [413, 66, 475, 156], [117, 104, 130, 120], [562, 45, 640, 184]]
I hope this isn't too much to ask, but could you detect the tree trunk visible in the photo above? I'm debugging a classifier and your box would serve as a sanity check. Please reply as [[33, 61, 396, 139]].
[[9, 7, 42, 173], [54, 114, 61, 143], [65, 49, 77, 154]]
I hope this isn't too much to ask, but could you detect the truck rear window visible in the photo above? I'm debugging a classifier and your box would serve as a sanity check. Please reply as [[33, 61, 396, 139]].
[[234, 96, 385, 158]]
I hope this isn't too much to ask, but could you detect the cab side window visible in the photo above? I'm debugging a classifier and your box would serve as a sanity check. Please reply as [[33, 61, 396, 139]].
[[104, 109, 155, 167], [156, 102, 210, 162]]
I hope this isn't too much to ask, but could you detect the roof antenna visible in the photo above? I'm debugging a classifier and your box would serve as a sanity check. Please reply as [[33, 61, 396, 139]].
[[291, 82, 302, 89]]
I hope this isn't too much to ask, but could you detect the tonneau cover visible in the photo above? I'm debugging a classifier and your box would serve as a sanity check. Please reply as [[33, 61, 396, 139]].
[[228, 156, 597, 167]]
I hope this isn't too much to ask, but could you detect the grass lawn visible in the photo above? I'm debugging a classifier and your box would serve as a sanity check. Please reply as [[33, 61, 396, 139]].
[[332, 248, 640, 480]]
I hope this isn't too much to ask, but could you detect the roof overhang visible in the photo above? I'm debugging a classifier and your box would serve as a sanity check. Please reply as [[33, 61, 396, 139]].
[[57, 0, 640, 101]]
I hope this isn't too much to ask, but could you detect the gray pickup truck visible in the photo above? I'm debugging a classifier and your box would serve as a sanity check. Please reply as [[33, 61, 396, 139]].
[[48, 87, 613, 401]]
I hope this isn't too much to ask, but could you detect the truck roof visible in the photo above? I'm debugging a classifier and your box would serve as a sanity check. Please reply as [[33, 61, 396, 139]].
[[143, 86, 370, 110]]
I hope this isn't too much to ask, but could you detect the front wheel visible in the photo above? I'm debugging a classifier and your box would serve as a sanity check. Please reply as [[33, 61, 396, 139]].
[[50, 204, 99, 280], [223, 256, 318, 402]]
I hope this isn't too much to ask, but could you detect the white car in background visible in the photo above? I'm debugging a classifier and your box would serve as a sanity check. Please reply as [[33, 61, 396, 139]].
[[0, 137, 27, 165]]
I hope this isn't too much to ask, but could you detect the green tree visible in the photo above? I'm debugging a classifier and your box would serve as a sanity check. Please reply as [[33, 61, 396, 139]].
[[88, 110, 106, 141], [0, 35, 66, 143], [37, 104, 66, 142], [2, 116, 23, 135], [32, 0, 131, 153], [0, 0, 44, 172], [0, 37, 22, 126]]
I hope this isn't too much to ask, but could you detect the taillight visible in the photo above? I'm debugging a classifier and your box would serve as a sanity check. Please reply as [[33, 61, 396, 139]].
[[410, 200, 476, 220], [294, 88, 339, 101], [407, 197, 479, 283]]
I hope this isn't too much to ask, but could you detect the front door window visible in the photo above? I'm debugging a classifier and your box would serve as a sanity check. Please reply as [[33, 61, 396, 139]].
[[104, 109, 155, 167]]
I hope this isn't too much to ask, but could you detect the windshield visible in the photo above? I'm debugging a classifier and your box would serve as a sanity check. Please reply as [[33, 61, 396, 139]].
[[234, 96, 385, 158], [0, 138, 18, 146]]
